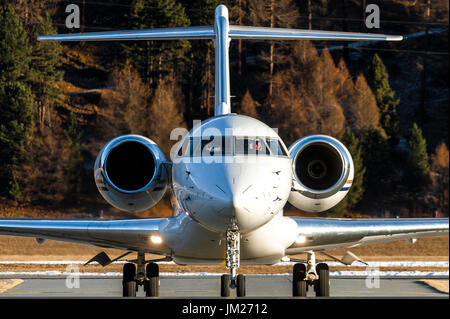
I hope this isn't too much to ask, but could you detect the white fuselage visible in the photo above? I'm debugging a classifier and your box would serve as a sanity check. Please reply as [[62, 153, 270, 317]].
[[166, 114, 299, 264]]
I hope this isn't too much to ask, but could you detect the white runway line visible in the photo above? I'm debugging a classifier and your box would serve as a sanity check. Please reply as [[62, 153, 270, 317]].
[[276, 261, 449, 267], [0, 260, 448, 267], [0, 260, 448, 277], [0, 271, 448, 277]]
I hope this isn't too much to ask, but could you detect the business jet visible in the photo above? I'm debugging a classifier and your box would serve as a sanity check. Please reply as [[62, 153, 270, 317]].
[[1, 5, 448, 297]]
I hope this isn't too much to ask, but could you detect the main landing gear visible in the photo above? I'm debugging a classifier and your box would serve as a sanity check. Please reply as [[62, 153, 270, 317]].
[[220, 226, 246, 297], [122, 251, 160, 297], [292, 251, 330, 297]]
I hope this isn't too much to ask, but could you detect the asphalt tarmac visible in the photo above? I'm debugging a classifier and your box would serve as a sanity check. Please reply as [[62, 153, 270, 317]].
[[0, 275, 448, 298]]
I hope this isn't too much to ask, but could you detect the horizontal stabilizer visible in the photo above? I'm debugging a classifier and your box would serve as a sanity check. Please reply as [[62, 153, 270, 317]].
[[38, 26, 402, 43], [229, 26, 403, 42], [38, 26, 215, 42]]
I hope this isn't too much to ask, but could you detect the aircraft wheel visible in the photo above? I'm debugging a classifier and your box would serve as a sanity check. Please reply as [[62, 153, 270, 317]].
[[315, 263, 330, 297], [292, 263, 307, 297], [145, 263, 160, 297], [220, 274, 230, 297], [123, 263, 136, 297], [236, 274, 246, 297]]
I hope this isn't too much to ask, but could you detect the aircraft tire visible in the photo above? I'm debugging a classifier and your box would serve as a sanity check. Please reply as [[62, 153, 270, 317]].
[[292, 263, 307, 296], [236, 274, 246, 297], [123, 263, 136, 297], [296, 280, 307, 297], [145, 263, 160, 297], [221, 274, 230, 297], [315, 263, 330, 297]]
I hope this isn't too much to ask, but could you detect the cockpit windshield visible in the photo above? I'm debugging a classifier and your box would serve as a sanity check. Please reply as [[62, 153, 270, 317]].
[[179, 136, 288, 157], [235, 137, 270, 155]]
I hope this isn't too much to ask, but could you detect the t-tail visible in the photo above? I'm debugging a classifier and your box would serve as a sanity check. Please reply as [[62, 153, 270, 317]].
[[38, 5, 402, 117]]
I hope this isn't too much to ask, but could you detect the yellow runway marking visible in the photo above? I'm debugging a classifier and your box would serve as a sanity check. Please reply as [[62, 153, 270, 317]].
[[0, 279, 24, 294]]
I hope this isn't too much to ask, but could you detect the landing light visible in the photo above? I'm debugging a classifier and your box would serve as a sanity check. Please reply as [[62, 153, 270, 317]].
[[151, 235, 163, 244], [296, 235, 307, 244]]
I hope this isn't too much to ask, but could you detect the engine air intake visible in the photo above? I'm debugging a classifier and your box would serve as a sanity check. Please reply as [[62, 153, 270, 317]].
[[295, 143, 343, 191], [94, 135, 168, 212], [288, 135, 354, 212], [106, 141, 156, 191]]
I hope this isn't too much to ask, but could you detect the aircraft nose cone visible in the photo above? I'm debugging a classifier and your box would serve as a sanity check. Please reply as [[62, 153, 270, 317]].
[[216, 181, 283, 232]]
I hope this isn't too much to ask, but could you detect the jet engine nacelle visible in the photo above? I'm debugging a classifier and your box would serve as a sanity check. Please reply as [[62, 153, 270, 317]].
[[94, 135, 168, 212], [288, 135, 354, 212]]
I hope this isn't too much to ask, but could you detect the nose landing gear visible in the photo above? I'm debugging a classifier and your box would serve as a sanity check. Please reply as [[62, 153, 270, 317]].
[[221, 226, 246, 297]]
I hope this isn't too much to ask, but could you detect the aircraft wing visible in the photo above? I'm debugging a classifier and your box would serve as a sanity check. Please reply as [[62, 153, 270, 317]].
[[286, 217, 449, 254], [0, 218, 172, 255]]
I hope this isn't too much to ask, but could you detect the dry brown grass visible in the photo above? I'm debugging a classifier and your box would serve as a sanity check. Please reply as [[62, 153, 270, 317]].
[[0, 235, 447, 261], [0, 279, 23, 294], [420, 280, 449, 293], [0, 236, 447, 260], [0, 235, 448, 274], [330, 236, 449, 257]]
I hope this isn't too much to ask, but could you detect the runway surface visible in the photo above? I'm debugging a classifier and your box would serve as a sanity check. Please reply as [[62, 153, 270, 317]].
[[0, 275, 448, 298]]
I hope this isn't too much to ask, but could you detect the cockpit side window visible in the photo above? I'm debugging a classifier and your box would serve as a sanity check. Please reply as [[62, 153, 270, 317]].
[[267, 138, 288, 156], [201, 136, 233, 157], [181, 136, 233, 157]]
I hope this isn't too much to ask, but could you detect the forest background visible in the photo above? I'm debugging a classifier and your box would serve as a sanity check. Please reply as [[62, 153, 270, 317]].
[[0, 0, 448, 219]]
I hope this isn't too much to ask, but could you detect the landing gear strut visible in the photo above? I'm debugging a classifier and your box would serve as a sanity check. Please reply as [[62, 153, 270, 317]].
[[221, 226, 246, 297], [122, 252, 160, 297], [292, 251, 330, 297]]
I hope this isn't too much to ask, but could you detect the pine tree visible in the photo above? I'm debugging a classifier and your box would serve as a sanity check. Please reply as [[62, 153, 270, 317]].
[[337, 58, 380, 135], [99, 61, 151, 139], [361, 125, 392, 193], [29, 13, 63, 130], [147, 78, 187, 157], [404, 123, 430, 194], [429, 142, 449, 216], [0, 5, 32, 84], [270, 42, 346, 143], [0, 5, 35, 200], [239, 90, 259, 118], [366, 54, 400, 145], [246, 0, 300, 104], [64, 112, 84, 199], [123, 0, 191, 85], [180, 0, 221, 119], [331, 128, 366, 215], [0, 82, 36, 200]]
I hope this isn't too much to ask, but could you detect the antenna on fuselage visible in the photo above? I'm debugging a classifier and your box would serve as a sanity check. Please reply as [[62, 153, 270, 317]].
[[38, 5, 402, 117]]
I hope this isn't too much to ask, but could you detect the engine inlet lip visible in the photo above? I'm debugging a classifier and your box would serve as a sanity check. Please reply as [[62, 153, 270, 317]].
[[100, 135, 160, 194], [289, 135, 351, 199]]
